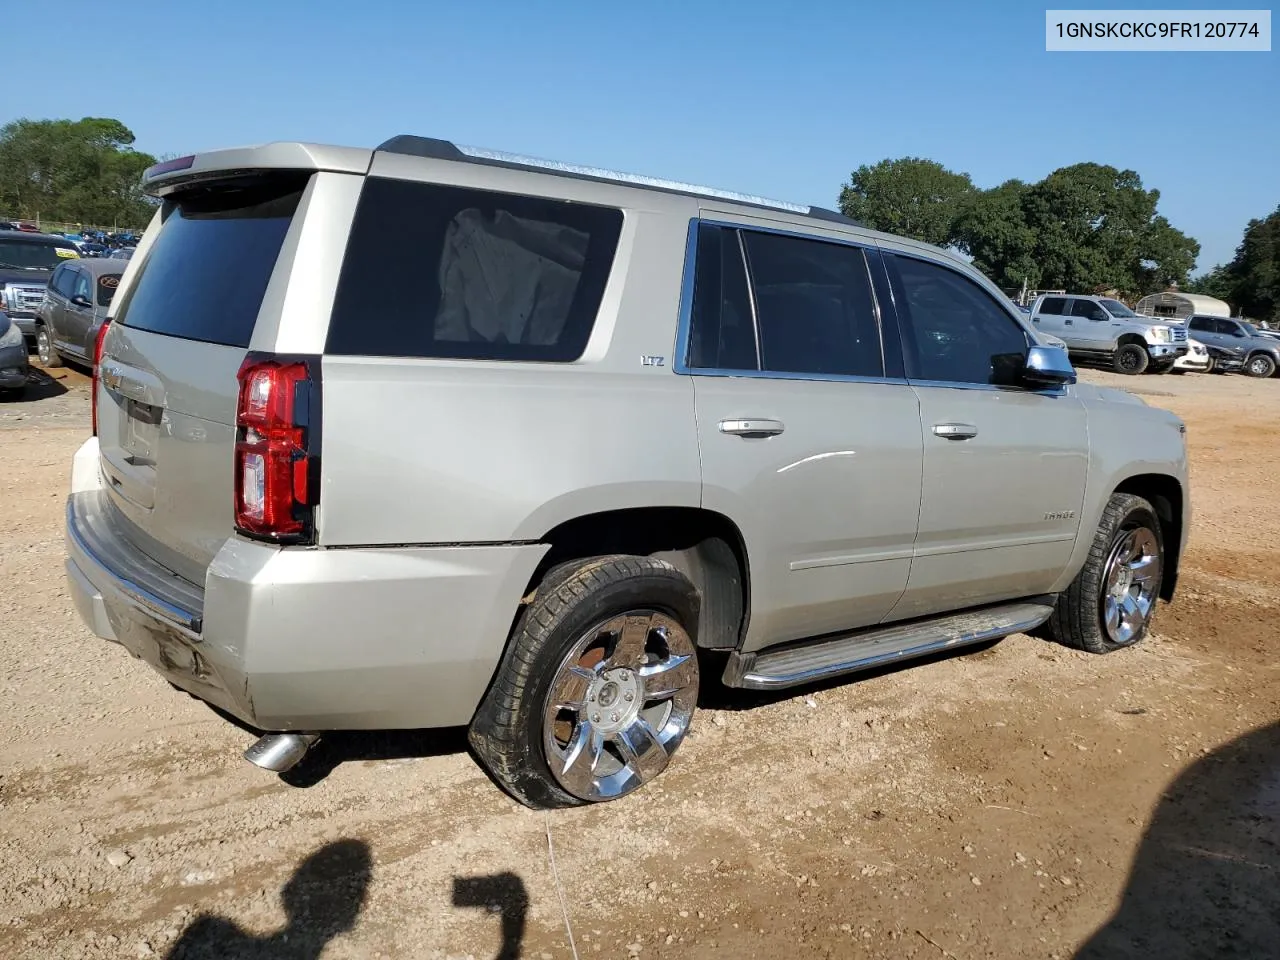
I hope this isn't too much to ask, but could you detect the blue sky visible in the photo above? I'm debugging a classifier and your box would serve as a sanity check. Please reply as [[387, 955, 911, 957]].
[[6, 0, 1276, 270]]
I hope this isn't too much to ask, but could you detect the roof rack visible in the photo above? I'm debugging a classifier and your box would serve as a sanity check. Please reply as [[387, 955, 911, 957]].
[[375, 135, 862, 227]]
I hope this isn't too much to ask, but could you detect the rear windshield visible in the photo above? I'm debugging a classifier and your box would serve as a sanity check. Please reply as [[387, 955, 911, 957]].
[[0, 238, 79, 271], [97, 273, 121, 306], [327, 178, 624, 361], [114, 177, 305, 347]]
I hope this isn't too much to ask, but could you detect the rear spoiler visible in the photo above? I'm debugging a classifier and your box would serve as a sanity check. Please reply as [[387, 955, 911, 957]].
[[142, 142, 373, 197]]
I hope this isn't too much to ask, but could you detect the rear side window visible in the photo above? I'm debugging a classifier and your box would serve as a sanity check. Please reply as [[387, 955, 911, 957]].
[[114, 177, 306, 347], [1037, 297, 1067, 315], [327, 178, 624, 361], [742, 231, 883, 378], [686, 224, 758, 370]]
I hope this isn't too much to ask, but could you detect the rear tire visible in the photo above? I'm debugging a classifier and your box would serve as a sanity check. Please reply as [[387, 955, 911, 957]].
[[1244, 353, 1276, 378], [36, 326, 63, 368], [1112, 344, 1149, 375], [469, 555, 701, 809], [1045, 493, 1164, 654]]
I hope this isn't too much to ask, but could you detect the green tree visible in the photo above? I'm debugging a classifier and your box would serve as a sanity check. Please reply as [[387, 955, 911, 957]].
[[0, 117, 157, 227], [1228, 206, 1280, 322], [951, 163, 1197, 297], [837, 157, 974, 247], [953, 179, 1040, 290]]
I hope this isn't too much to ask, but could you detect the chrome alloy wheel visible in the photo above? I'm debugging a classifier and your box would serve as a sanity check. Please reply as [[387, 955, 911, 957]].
[[37, 327, 54, 365], [1100, 525, 1161, 645], [542, 610, 698, 802]]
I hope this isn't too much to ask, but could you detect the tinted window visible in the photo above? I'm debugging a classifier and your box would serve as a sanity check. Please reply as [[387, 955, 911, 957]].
[[1188, 317, 1211, 332], [97, 273, 121, 306], [50, 264, 74, 297], [1038, 297, 1067, 315], [686, 224, 758, 370], [741, 231, 882, 378], [114, 176, 305, 347], [1070, 299, 1107, 320], [0, 238, 78, 270], [328, 178, 623, 362], [889, 254, 1029, 386], [72, 271, 91, 302]]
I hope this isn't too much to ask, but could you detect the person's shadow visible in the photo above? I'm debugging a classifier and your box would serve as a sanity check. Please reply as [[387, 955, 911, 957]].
[[1077, 721, 1280, 959], [165, 839, 372, 959]]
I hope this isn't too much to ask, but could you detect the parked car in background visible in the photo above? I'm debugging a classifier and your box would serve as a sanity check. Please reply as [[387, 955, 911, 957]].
[[1029, 294, 1188, 375], [34, 257, 125, 367], [0, 309, 28, 398], [1172, 339, 1212, 374], [1185, 315, 1280, 378], [0, 232, 82, 337], [66, 135, 1189, 808]]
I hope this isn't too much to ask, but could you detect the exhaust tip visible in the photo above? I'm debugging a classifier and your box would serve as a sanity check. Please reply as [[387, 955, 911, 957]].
[[244, 733, 321, 773]]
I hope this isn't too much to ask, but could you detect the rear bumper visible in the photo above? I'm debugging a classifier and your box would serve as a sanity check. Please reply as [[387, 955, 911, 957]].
[[66, 438, 548, 731]]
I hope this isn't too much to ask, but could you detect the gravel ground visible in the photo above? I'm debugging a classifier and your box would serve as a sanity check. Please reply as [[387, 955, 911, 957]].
[[1, 363, 1277, 959]]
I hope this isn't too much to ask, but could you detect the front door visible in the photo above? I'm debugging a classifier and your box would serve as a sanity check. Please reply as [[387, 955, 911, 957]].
[[62, 268, 95, 357], [1068, 297, 1117, 352], [880, 250, 1088, 619], [682, 221, 924, 651]]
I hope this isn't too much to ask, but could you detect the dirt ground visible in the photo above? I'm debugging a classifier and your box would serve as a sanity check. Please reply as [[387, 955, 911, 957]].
[[1, 362, 1277, 960]]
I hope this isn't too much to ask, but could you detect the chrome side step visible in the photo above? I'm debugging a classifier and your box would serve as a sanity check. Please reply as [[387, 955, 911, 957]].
[[723, 600, 1054, 691]]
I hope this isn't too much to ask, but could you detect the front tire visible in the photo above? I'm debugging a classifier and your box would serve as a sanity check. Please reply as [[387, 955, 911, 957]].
[[1046, 493, 1164, 654], [1113, 344, 1149, 375], [1244, 353, 1277, 378], [36, 326, 63, 368], [469, 555, 701, 809]]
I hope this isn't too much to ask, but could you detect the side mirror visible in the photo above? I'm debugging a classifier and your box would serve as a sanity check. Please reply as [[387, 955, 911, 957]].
[[1023, 345, 1076, 387], [71, 295, 92, 308]]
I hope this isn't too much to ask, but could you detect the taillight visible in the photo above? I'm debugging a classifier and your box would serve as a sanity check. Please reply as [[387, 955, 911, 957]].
[[234, 354, 321, 543], [91, 321, 111, 436]]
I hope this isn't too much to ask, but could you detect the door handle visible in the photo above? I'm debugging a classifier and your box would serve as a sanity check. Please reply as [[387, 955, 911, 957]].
[[932, 422, 978, 440], [1064, 319, 1074, 325], [719, 418, 785, 437]]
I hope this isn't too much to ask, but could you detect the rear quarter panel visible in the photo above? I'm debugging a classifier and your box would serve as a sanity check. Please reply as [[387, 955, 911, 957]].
[[317, 197, 703, 546]]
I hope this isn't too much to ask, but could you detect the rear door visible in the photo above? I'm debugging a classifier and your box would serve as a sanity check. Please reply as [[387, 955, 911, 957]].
[[879, 250, 1087, 620], [45, 263, 73, 343], [1030, 296, 1069, 340], [686, 221, 924, 651], [96, 173, 315, 585]]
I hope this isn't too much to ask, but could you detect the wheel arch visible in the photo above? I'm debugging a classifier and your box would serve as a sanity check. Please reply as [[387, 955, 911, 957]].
[[1113, 473, 1184, 601], [524, 506, 751, 650]]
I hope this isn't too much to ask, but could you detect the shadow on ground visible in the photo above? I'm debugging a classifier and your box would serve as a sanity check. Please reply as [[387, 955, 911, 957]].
[[13, 367, 70, 401], [165, 839, 372, 959], [1077, 720, 1280, 958]]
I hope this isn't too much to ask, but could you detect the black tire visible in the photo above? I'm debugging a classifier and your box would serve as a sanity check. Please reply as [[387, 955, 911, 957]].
[[469, 555, 700, 809], [1112, 343, 1149, 375], [1148, 359, 1176, 375], [35, 325, 63, 368], [1045, 493, 1164, 655], [1244, 353, 1276, 378]]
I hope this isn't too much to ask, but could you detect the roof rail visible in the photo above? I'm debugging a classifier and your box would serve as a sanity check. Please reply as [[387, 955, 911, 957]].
[[374, 135, 861, 226]]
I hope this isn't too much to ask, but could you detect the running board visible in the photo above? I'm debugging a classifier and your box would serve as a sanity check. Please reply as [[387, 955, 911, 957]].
[[722, 600, 1055, 690]]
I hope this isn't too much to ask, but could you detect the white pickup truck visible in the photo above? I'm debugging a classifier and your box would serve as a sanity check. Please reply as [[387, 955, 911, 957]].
[[1029, 294, 1188, 375]]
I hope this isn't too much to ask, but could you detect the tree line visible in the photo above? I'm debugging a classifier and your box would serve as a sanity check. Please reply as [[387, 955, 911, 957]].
[[0, 117, 157, 228], [838, 157, 1278, 321]]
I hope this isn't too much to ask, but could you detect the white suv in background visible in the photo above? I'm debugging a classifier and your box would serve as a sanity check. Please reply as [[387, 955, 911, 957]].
[[1029, 294, 1188, 375]]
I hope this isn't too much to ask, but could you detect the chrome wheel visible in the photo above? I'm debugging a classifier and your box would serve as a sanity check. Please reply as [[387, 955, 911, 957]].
[[1100, 526, 1161, 646], [543, 610, 698, 802], [36, 328, 53, 364], [1246, 355, 1275, 377]]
